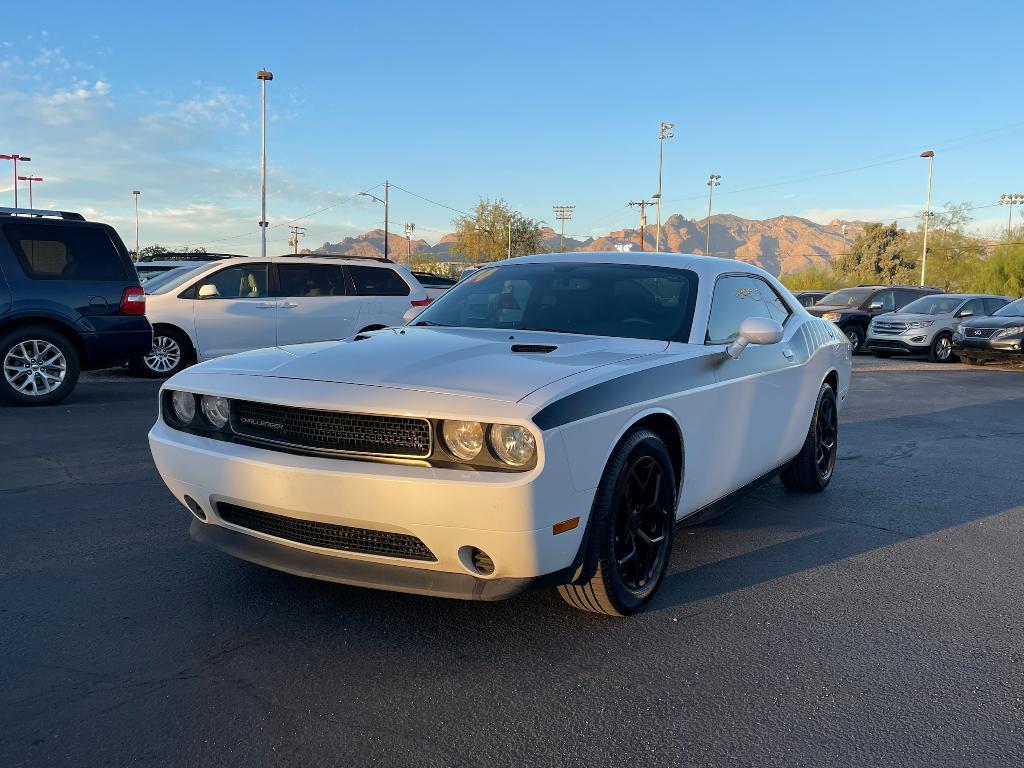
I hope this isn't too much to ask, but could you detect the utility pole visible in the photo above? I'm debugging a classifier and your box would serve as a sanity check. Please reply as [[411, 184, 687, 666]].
[[655, 121, 674, 251], [705, 174, 721, 255], [1, 154, 31, 207], [404, 222, 415, 260], [288, 225, 306, 254], [256, 69, 273, 258], [628, 199, 654, 252], [19, 175, 44, 209], [359, 185, 390, 259], [131, 190, 141, 256], [999, 193, 1023, 241], [919, 150, 934, 287], [552, 205, 575, 251]]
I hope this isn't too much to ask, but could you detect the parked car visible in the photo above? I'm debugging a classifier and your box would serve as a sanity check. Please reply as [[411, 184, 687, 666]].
[[866, 294, 1011, 363], [793, 290, 830, 308], [411, 271, 457, 301], [806, 285, 940, 353], [149, 252, 851, 616], [952, 297, 1024, 365], [132, 255, 429, 377], [136, 260, 213, 282], [0, 206, 151, 405]]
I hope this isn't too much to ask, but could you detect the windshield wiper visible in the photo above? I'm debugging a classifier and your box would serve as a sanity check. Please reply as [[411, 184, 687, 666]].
[[516, 327, 587, 336]]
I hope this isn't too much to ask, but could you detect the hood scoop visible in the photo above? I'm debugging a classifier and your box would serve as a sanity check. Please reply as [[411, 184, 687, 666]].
[[511, 343, 558, 354]]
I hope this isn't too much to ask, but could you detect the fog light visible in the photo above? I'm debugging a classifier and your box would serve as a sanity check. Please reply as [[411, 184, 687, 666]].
[[184, 495, 207, 521]]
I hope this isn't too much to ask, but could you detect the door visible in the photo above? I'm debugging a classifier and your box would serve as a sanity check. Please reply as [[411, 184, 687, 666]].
[[704, 274, 802, 488], [346, 264, 413, 328], [190, 263, 276, 359], [867, 289, 896, 316], [273, 263, 359, 345]]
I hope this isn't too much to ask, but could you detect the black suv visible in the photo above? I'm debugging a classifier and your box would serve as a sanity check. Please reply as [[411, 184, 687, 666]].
[[0, 207, 152, 405], [806, 285, 940, 353]]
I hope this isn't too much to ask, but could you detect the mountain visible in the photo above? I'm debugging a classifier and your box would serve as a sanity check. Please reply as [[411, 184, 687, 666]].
[[307, 214, 866, 276]]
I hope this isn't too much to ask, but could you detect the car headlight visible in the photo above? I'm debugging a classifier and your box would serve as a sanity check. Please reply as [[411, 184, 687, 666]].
[[906, 320, 934, 329], [201, 395, 231, 428], [993, 325, 1024, 339], [441, 420, 484, 460], [170, 390, 196, 423], [822, 312, 842, 322], [489, 424, 537, 467]]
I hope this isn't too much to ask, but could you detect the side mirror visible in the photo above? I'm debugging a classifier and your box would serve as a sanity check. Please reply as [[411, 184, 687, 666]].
[[726, 317, 784, 359], [403, 306, 425, 324], [957, 309, 974, 318], [868, 301, 884, 310], [197, 283, 220, 299]]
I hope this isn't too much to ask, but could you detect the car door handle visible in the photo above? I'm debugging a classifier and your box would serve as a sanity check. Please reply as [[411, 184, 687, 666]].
[[782, 347, 795, 360], [257, 302, 277, 309], [279, 301, 298, 309]]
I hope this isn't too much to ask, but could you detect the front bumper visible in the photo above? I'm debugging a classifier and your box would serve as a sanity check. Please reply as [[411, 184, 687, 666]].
[[952, 336, 1024, 362], [865, 336, 931, 354], [149, 421, 591, 599]]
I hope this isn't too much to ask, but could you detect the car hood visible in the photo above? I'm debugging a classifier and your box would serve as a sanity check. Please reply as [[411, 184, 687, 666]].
[[958, 315, 1024, 329], [873, 312, 947, 323], [189, 327, 668, 403], [806, 304, 863, 317]]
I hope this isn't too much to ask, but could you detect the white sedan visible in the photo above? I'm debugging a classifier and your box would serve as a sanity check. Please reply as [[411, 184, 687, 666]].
[[149, 252, 851, 616]]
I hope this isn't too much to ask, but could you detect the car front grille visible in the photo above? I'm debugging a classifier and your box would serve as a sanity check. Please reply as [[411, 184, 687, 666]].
[[964, 328, 996, 339], [231, 399, 432, 458], [872, 322, 907, 335], [217, 503, 437, 561]]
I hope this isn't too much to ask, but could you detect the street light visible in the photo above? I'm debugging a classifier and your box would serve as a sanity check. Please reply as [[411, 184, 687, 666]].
[[705, 173, 721, 255], [256, 69, 273, 258], [999, 193, 1024, 241], [919, 150, 934, 287], [132, 190, 141, 257], [359, 181, 390, 259], [655, 121, 675, 252], [19, 175, 44, 209], [404, 221, 415, 260], [1, 154, 31, 207]]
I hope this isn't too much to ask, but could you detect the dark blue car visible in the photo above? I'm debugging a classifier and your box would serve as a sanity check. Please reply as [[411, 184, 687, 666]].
[[0, 208, 152, 405]]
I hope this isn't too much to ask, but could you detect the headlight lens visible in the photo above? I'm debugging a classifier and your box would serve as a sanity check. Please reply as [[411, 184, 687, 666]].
[[906, 320, 934, 328], [441, 420, 484, 460], [171, 390, 196, 423], [822, 312, 842, 322], [993, 325, 1024, 338], [489, 424, 537, 467], [201, 395, 231, 429]]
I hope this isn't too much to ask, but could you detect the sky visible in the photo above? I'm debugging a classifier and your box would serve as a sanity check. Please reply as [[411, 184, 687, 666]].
[[2, 0, 1022, 255]]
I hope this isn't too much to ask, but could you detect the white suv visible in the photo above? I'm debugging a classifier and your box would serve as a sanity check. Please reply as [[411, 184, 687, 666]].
[[132, 256, 429, 377]]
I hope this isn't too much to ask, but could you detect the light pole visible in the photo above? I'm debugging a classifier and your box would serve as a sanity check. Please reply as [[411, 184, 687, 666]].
[[1, 154, 31, 207], [655, 121, 674, 252], [552, 205, 575, 251], [705, 174, 721, 255], [131, 190, 141, 256], [19, 176, 44, 209], [257, 69, 273, 258], [359, 183, 390, 259], [404, 222, 415, 260], [506, 216, 513, 259], [919, 150, 934, 287], [999, 193, 1024, 241]]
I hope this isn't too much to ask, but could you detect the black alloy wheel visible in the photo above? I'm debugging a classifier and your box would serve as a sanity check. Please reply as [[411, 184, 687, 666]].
[[612, 455, 672, 593], [781, 381, 838, 493]]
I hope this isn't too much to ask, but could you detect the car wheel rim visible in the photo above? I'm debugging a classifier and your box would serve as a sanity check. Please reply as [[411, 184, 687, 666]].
[[815, 396, 838, 480], [846, 330, 860, 350], [3, 339, 67, 396], [936, 337, 951, 360], [613, 455, 671, 594], [144, 336, 182, 373]]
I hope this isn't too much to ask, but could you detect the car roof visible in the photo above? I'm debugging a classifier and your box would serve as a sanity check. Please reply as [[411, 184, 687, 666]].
[[493, 251, 780, 282]]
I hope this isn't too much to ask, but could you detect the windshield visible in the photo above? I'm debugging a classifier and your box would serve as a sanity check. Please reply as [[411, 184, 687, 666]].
[[412, 262, 699, 342], [818, 288, 872, 308], [994, 298, 1024, 317], [898, 295, 965, 315], [144, 265, 206, 294]]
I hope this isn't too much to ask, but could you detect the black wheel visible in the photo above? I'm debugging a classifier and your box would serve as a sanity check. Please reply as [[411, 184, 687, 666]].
[[558, 429, 677, 616], [131, 327, 191, 378], [0, 325, 81, 406], [871, 350, 892, 358], [781, 382, 838, 493], [842, 325, 864, 354], [928, 333, 954, 363]]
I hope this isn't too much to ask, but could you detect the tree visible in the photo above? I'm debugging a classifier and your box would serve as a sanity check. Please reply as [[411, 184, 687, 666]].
[[834, 222, 915, 285], [905, 202, 984, 291], [129, 244, 207, 261], [450, 198, 546, 264], [975, 243, 1024, 296], [779, 265, 843, 291]]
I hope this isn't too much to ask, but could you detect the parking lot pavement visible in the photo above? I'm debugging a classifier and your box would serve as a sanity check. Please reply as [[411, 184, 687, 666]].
[[2, 364, 1023, 768]]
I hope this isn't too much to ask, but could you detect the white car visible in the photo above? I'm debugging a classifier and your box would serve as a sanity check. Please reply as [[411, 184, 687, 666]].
[[149, 252, 851, 616], [133, 256, 429, 377]]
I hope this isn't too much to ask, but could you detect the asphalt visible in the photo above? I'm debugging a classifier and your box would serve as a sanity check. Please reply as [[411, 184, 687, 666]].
[[1, 359, 1022, 768]]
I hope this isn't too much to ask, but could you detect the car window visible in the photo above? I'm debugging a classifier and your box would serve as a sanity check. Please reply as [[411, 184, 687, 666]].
[[705, 275, 779, 344], [347, 265, 411, 296], [893, 289, 921, 310], [413, 272, 457, 288], [957, 298, 985, 317], [900, 295, 963, 314], [277, 264, 348, 297], [994, 298, 1024, 317], [199, 264, 268, 299], [818, 288, 872, 307], [3, 222, 129, 281], [758, 279, 792, 324], [984, 298, 1009, 315], [870, 290, 896, 312], [412, 262, 699, 342]]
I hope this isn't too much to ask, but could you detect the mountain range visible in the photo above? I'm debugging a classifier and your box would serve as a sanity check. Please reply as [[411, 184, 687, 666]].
[[307, 213, 866, 276]]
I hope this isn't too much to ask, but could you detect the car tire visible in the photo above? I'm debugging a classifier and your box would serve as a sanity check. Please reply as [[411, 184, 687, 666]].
[[0, 326, 81, 406], [842, 325, 865, 354], [780, 381, 838, 493], [131, 327, 191, 378], [557, 429, 677, 617], [928, 333, 954, 363]]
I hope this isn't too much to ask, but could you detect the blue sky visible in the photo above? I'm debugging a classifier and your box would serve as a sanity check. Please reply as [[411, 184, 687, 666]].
[[2, 0, 1022, 254]]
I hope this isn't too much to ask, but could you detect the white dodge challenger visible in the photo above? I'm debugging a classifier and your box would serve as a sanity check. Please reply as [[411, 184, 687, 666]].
[[149, 253, 851, 616]]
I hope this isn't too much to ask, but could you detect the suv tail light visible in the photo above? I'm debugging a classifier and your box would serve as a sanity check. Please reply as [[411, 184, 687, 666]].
[[120, 286, 146, 315], [410, 298, 431, 307]]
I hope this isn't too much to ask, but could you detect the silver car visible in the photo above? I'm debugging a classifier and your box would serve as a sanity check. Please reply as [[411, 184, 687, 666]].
[[866, 294, 1011, 362]]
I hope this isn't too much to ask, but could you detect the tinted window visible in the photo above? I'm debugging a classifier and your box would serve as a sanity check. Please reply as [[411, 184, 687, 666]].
[[819, 288, 872, 307], [957, 298, 985, 317], [984, 298, 1009, 315], [347, 265, 410, 296], [277, 264, 348, 297], [869, 290, 896, 312], [893, 289, 922, 310], [900, 295, 965, 315], [3, 223, 128, 281], [412, 262, 699, 342], [759, 279, 792, 324], [706, 275, 780, 344], [413, 272, 457, 288], [143, 266, 205, 294], [199, 264, 268, 299], [994, 298, 1024, 317]]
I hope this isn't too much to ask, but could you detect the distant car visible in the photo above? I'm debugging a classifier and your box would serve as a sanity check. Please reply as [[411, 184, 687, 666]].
[[136, 261, 210, 282], [793, 290, 830, 308], [132, 255, 429, 377], [136, 252, 240, 263], [411, 271, 457, 301], [149, 252, 851, 616], [953, 297, 1024, 366], [867, 294, 1011, 362], [0, 206, 151, 405], [806, 285, 941, 353]]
